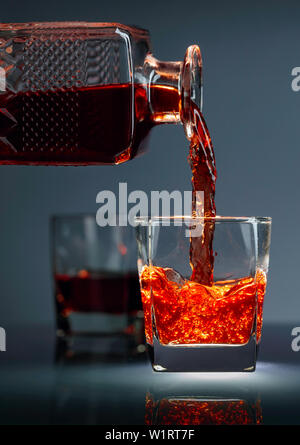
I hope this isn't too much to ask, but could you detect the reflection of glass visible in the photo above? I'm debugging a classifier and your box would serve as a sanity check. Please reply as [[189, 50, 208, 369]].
[[145, 393, 262, 425], [136, 216, 272, 371], [52, 215, 145, 354]]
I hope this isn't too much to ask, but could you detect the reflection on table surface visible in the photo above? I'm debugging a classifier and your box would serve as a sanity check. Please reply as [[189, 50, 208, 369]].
[[145, 394, 262, 425], [0, 323, 299, 425]]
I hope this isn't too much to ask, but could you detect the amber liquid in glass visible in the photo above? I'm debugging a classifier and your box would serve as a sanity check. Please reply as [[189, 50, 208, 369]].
[[0, 82, 266, 345], [0, 84, 179, 165]]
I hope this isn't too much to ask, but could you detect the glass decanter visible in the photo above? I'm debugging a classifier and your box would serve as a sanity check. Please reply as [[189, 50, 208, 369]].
[[0, 22, 202, 165]]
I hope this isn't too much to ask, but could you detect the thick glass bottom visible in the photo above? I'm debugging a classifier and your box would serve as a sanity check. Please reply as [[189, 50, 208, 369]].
[[55, 311, 146, 359], [148, 335, 258, 372]]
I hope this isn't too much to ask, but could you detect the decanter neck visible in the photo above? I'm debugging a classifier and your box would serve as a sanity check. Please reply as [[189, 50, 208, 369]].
[[142, 45, 203, 139]]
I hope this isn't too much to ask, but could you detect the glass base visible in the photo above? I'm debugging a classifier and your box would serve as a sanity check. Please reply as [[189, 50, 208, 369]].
[[148, 336, 258, 372], [55, 311, 146, 360]]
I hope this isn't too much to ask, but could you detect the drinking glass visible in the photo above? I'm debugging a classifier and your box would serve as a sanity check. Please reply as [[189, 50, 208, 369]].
[[52, 215, 144, 354], [135, 216, 271, 372]]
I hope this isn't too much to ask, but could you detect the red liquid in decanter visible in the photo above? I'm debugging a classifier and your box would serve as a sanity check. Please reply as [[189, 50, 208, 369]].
[[0, 83, 179, 165]]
